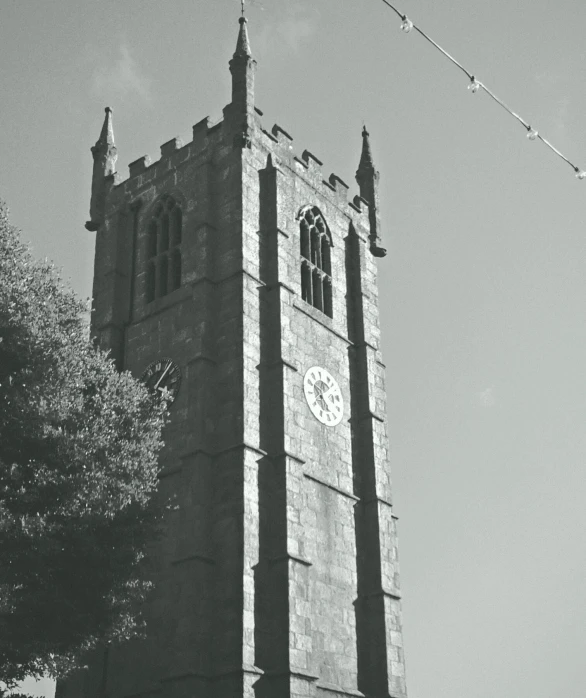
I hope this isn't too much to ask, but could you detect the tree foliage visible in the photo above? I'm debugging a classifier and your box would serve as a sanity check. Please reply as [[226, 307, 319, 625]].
[[0, 203, 168, 690]]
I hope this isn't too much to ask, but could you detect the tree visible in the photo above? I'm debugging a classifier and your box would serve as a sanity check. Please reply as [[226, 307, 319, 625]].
[[0, 202, 168, 692]]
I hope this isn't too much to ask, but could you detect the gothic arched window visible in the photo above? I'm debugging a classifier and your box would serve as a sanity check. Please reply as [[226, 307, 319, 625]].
[[146, 195, 183, 302], [299, 206, 333, 318]]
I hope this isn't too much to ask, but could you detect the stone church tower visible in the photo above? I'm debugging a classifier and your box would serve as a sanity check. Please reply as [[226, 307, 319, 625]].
[[60, 16, 407, 698]]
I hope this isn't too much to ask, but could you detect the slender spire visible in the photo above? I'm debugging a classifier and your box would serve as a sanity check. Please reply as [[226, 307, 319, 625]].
[[227, 15, 256, 138], [92, 107, 117, 176], [355, 126, 386, 257], [96, 107, 116, 155], [86, 107, 118, 231], [357, 125, 375, 176], [234, 16, 252, 59]]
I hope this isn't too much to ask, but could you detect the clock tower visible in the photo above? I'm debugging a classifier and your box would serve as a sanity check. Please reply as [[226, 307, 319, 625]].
[[59, 16, 407, 698]]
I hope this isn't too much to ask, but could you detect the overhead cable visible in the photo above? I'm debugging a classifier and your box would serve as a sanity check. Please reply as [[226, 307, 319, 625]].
[[380, 0, 586, 179]]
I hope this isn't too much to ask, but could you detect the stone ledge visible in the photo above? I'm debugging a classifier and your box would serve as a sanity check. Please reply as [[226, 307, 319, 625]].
[[160, 670, 209, 682], [123, 684, 161, 696], [214, 664, 264, 679], [264, 450, 306, 464], [293, 301, 353, 346], [348, 339, 379, 353], [93, 320, 124, 334], [158, 466, 182, 479], [180, 442, 267, 460], [343, 228, 369, 245], [161, 664, 264, 682], [186, 354, 217, 366], [350, 410, 385, 424], [358, 589, 402, 602], [269, 552, 312, 567], [256, 225, 290, 239], [260, 669, 319, 682], [360, 495, 393, 509], [193, 220, 217, 233], [315, 682, 365, 697], [260, 280, 296, 294], [132, 284, 191, 324], [171, 553, 214, 566], [256, 358, 299, 372], [304, 473, 359, 502], [189, 268, 264, 289], [100, 267, 128, 281]]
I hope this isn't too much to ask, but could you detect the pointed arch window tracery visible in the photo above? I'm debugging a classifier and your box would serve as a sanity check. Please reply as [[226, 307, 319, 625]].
[[146, 195, 183, 302], [299, 206, 333, 318]]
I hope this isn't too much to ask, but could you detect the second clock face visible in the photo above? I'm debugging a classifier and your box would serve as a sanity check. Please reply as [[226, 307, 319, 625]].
[[303, 366, 344, 426], [141, 358, 181, 403]]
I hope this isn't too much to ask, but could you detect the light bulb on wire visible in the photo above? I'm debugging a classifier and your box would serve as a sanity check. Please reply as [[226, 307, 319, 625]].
[[401, 16, 413, 33], [468, 78, 481, 93], [575, 170, 586, 180], [527, 128, 538, 141]]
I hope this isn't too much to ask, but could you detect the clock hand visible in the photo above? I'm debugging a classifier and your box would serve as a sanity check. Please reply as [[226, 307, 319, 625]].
[[320, 386, 338, 410], [153, 362, 172, 391]]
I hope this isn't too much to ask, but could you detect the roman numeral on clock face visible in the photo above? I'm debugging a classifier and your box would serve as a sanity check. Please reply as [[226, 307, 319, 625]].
[[140, 358, 182, 405], [303, 365, 344, 427]]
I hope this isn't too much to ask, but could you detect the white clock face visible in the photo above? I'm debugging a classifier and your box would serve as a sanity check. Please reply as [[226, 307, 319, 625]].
[[303, 366, 344, 426]]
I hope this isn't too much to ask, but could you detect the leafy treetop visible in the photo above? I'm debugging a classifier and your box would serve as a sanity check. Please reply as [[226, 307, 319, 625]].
[[0, 202, 168, 692]]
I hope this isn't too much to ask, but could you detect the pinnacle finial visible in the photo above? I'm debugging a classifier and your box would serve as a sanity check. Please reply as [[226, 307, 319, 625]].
[[358, 124, 375, 173], [234, 15, 252, 58], [355, 126, 385, 256], [86, 107, 117, 231], [96, 106, 115, 150]]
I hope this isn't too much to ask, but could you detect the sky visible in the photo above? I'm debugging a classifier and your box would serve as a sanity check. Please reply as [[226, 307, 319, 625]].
[[2, 1, 586, 696]]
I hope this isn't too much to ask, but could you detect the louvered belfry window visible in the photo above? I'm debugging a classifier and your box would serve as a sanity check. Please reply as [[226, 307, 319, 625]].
[[300, 206, 332, 318], [146, 195, 182, 303]]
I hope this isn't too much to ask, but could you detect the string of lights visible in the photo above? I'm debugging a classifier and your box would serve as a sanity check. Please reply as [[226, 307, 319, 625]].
[[380, 0, 586, 179]]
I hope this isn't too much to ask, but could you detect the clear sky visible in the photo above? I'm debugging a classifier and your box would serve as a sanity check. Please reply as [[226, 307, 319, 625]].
[[2, 1, 586, 697]]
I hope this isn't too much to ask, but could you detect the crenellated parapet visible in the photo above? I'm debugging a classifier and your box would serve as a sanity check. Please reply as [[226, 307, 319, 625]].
[[93, 105, 382, 264], [100, 118, 218, 211], [93, 116, 324, 200]]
